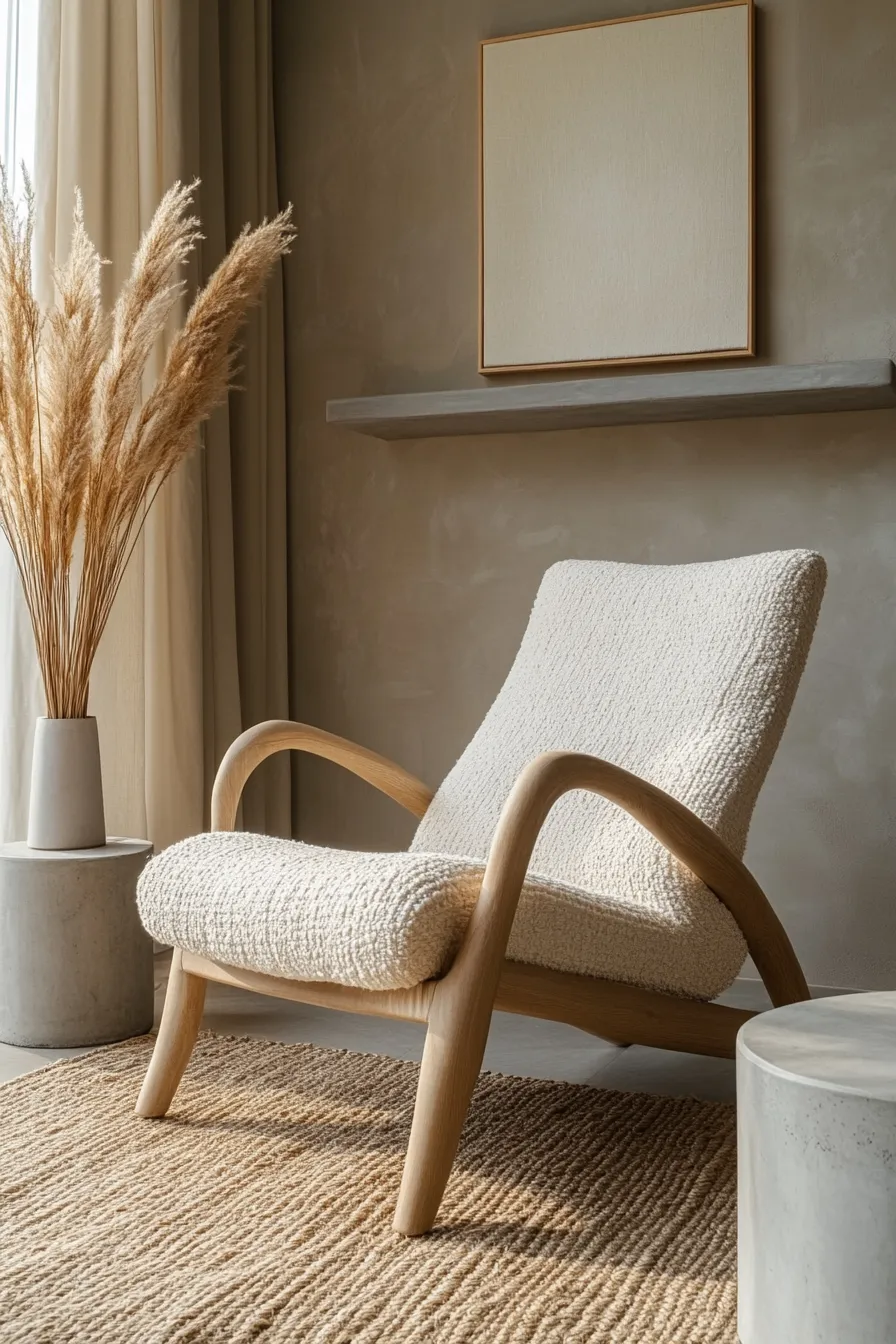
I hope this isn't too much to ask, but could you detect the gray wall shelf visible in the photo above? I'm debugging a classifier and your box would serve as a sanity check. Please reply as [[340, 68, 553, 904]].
[[326, 360, 896, 440]]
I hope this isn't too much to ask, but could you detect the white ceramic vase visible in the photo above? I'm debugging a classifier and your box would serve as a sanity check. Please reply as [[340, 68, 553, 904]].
[[27, 716, 107, 850]]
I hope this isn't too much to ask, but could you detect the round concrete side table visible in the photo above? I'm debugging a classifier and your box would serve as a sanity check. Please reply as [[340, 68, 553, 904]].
[[0, 839, 154, 1047], [737, 992, 896, 1344]]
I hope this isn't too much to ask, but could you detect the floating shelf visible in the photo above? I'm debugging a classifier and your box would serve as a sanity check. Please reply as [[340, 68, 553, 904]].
[[327, 360, 896, 441]]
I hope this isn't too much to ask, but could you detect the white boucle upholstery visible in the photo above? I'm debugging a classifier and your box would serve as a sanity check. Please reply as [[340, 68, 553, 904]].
[[138, 551, 825, 1001], [138, 831, 745, 998]]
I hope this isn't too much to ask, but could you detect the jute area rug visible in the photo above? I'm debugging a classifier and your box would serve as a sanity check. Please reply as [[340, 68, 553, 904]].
[[0, 1034, 736, 1343]]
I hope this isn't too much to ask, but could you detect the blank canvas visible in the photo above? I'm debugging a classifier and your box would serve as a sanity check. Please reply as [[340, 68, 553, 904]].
[[480, 1, 753, 373]]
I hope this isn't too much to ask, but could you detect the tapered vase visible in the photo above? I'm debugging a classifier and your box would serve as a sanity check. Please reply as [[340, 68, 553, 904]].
[[27, 716, 107, 851]]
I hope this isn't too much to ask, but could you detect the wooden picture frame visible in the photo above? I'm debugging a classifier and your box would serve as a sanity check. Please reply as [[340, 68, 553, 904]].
[[478, 0, 755, 375]]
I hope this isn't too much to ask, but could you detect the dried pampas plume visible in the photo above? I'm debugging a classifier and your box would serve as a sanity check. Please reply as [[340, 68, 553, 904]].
[[0, 172, 294, 717]]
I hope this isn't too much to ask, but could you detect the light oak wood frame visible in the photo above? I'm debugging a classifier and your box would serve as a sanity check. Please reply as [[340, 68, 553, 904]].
[[478, 0, 756, 375], [137, 717, 809, 1237]]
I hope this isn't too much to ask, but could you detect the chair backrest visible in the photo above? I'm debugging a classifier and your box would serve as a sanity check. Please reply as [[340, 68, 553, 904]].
[[411, 552, 826, 911]]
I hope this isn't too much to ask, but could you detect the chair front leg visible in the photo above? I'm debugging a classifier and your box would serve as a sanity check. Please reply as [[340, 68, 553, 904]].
[[393, 967, 497, 1235], [393, 767, 554, 1235], [135, 950, 207, 1117]]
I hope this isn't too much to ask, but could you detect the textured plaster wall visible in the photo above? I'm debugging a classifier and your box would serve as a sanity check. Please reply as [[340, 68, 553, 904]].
[[272, 0, 896, 990]]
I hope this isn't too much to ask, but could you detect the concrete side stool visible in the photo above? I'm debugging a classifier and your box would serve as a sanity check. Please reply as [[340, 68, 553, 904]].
[[737, 992, 896, 1344], [0, 839, 154, 1047]]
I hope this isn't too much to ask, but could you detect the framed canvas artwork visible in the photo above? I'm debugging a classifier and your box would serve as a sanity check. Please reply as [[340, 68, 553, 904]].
[[479, 0, 754, 374]]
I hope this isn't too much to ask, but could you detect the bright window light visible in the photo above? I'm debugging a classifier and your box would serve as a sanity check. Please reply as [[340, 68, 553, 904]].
[[0, 0, 38, 193]]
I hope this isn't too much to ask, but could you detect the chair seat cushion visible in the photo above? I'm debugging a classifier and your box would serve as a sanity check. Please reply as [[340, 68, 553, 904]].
[[138, 831, 747, 1001]]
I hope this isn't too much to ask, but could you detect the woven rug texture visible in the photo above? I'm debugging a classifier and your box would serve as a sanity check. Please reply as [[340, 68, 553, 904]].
[[0, 1034, 736, 1343]]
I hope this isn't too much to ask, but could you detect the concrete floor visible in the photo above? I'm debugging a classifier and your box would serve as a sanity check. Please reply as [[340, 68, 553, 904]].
[[0, 954, 777, 1102]]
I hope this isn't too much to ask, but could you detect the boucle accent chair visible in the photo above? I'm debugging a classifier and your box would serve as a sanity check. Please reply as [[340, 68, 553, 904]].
[[137, 550, 826, 1235]]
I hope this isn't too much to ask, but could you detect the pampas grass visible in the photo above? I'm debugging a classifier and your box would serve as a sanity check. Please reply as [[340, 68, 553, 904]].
[[0, 174, 293, 718]]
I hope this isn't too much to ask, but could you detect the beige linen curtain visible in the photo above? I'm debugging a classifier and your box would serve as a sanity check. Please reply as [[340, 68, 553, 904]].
[[0, 9, 44, 845], [29, 0, 292, 846], [190, 0, 293, 837]]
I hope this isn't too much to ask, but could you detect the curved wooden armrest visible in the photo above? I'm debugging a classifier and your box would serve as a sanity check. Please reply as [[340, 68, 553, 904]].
[[210, 720, 434, 832], [444, 750, 808, 1012]]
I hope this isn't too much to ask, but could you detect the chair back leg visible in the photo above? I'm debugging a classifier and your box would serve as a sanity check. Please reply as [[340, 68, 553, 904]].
[[135, 950, 207, 1118]]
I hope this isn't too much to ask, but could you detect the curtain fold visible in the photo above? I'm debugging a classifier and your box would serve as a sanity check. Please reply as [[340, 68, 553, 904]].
[[0, 2, 48, 844], [0, 0, 292, 845], [191, 0, 293, 837]]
